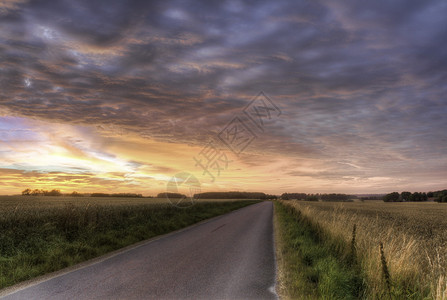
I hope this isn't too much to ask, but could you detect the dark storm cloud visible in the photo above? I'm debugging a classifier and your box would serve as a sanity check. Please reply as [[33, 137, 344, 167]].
[[1, 0, 446, 182]]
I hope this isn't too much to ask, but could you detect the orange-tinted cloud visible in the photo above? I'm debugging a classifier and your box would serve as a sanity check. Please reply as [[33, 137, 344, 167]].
[[0, 0, 446, 194]]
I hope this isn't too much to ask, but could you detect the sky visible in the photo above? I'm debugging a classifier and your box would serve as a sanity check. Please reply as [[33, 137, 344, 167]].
[[0, 0, 446, 195]]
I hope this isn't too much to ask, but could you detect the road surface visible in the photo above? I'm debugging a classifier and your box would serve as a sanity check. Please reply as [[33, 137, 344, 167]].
[[1, 201, 276, 300]]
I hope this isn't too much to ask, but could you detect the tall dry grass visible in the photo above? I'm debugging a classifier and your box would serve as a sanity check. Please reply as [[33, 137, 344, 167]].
[[284, 200, 447, 299]]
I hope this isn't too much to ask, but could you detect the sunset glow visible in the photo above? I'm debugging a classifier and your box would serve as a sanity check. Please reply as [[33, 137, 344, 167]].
[[1, 1, 446, 195]]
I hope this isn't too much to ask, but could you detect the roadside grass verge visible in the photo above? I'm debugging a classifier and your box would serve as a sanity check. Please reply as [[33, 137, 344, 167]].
[[274, 201, 364, 299], [0, 200, 259, 289]]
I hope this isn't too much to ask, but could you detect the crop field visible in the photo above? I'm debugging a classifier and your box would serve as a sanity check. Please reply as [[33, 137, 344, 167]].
[[0, 197, 259, 289], [0, 195, 251, 210], [283, 200, 447, 299]]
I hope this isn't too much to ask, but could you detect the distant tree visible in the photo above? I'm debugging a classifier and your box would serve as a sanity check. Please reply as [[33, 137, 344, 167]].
[[320, 193, 351, 202], [110, 193, 143, 198], [281, 193, 290, 200], [427, 191, 434, 198], [22, 188, 32, 196], [408, 192, 428, 202], [433, 190, 447, 202], [70, 191, 83, 197], [44, 189, 62, 196], [281, 193, 320, 201], [401, 191, 411, 201], [383, 192, 400, 202], [359, 195, 384, 201], [306, 195, 319, 201], [31, 189, 43, 196]]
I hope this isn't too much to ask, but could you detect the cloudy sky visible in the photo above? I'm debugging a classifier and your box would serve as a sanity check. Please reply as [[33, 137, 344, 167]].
[[0, 0, 446, 195]]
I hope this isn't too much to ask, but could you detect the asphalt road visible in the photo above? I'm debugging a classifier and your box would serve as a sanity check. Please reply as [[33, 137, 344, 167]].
[[1, 201, 277, 300]]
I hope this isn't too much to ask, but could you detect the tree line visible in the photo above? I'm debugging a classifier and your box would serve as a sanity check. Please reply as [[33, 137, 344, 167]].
[[21, 189, 143, 198], [193, 192, 277, 199], [383, 191, 427, 202], [431, 190, 447, 202], [280, 193, 353, 202], [383, 190, 447, 202], [157, 191, 277, 199], [22, 189, 62, 196]]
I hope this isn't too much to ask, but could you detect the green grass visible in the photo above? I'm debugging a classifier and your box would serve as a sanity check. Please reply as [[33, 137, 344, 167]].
[[275, 201, 364, 299], [0, 200, 260, 289]]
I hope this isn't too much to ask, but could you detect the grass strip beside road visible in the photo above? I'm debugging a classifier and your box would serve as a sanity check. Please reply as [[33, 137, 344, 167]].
[[274, 201, 364, 299], [0, 200, 260, 289]]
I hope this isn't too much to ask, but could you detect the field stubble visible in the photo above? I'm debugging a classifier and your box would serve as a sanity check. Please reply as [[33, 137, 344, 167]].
[[286, 200, 447, 299]]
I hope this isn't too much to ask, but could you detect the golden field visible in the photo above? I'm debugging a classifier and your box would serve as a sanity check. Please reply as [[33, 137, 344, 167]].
[[0, 195, 245, 210], [284, 200, 447, 299]]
